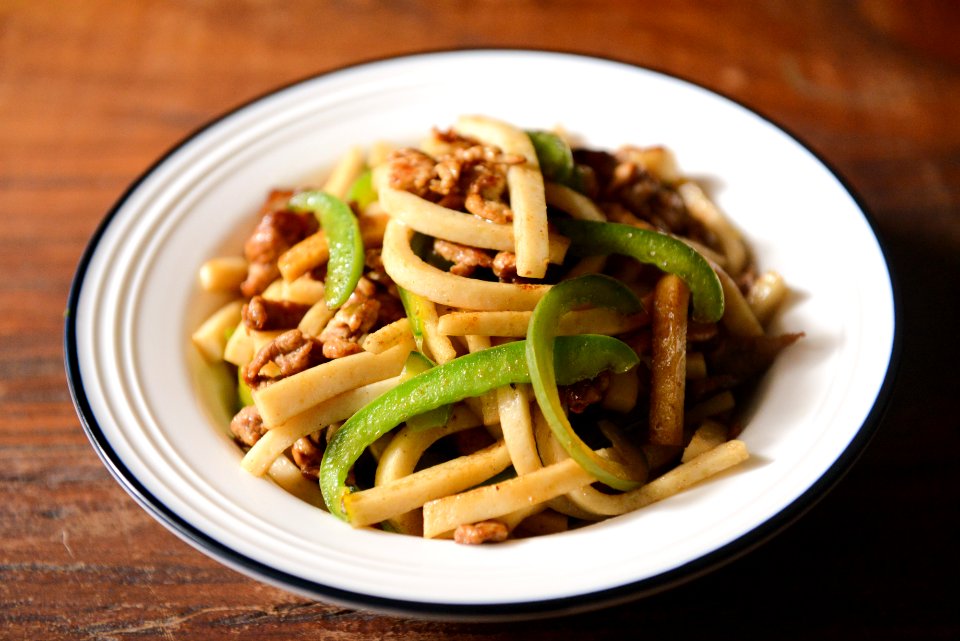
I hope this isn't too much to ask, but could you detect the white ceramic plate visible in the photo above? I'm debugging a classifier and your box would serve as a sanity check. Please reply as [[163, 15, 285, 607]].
[[65, 50, 897, 620]]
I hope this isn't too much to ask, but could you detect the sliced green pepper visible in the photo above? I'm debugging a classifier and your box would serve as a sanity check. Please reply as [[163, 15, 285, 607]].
[[224, 326, 254, 411], [396, 286, 427, 352], [288, 190, 364, 309], [345, 169, 377, 211], [554, 218, 724, 323], [320, 334, 639, 520], [527, 130, 589, 192], [527, 130, 575, 184], [526, 274, 646, 491], [237, 366, 254, 409], [399, 351, 453, 431]]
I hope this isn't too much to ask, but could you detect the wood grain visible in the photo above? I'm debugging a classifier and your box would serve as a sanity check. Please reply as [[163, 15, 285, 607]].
[[2, 1, 958, 638]]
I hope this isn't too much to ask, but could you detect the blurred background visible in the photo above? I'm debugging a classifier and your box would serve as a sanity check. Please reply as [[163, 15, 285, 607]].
[[1, 1, 957, 639]]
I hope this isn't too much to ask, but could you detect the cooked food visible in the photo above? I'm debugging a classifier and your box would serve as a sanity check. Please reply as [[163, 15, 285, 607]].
[[191, 115, 801, 542]]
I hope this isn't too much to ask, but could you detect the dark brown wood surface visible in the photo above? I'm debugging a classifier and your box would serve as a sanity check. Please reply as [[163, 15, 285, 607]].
[[2, 1, 958, 638]]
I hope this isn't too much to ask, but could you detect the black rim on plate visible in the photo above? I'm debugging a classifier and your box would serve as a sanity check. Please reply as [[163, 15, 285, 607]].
[[63, 48, 902, 620]]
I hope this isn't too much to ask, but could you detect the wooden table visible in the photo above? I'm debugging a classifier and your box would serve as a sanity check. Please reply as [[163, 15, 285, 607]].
[[3, 1, 958, 638]]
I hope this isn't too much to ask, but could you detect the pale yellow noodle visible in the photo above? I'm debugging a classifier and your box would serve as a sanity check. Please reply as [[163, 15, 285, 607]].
[[497, 383, 540, 475], [192, 300, 243, 362], [465, 335, 499, 425], [681, 420, 729, 463], [373, 405, 482, 535], [253, 338, 413, 426], [360, 318, 412, 354], [678, 181, 747, 276], [436, 308, 644, 338], [747, 270, 788, 327], [381, 219, 550, 311], [455, 115, 550, 279], [422, 453, 601, 538], [266, 455, 326, 509], [198, 257, 247, 293], [714, 263, 764, 337], [346, 441, 511, 528], [374, 168, 569, 264], [241, 375, 403, 476], [543, 182, 606, 221], [322, 145, 365, 198]]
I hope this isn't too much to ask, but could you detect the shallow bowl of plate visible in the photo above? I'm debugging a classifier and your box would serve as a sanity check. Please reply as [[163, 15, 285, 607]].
[[65, 49, 898, 620]]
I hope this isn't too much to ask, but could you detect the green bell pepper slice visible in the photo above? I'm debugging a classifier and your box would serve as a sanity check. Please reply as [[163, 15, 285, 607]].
[[320, 334, 639, 520], [396, 286, 427, 352], [288, 190, 364, 309], [554, 218, 724, 323], [526, 274, 646, 491], [345, 169, 377, 211], [399, 351, 453, 432], [527, 130, 575, 184], [237, 366, 255, 409], [527, 129, 589, 192]]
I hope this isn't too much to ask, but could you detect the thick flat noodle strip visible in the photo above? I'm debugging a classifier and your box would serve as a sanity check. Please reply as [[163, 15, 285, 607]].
[[199, 256, 247, 293], [534, 413, 747, 517], [297, 300, 336, 338], [533, 411, 626, 520], [544, 182, 606, 222], [253, 338, 413, 426], [361, 317, 412, 354], [373, 405, 481, 535], [681, 420, 729, 463], [192, 300, 243, 362], [596, 440, 750, 514], [266, 455, 326, 509], [346, 441, 511, 528], [465, 335, 500, 426], [714, 263, 764, 337], [677, 181, 747, 276], [497, 384, 540, 475], [322, 145, 366, 199], [381, 220, 550, 311], [222, 320, 254, 367], [241, 376, 402, 477], [506, 161, 549, 278], [226, 327, 283, 372], [375, 406, 482, 485], [375, 169, 569, 264], [422, 455, 596, 538], [436, 308, 645, 337], [419, 297, 458, 364], [260, 274, 326, 305], [455, 115, 550, 278], [746, 270, 788, 327], [623, 146, 681, 183]]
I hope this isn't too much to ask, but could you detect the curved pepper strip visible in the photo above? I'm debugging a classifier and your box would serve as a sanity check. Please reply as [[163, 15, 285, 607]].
[[288, 190, 364, 309], [527, 130, 590, 193], [527, 130, 574, 184], [237, 367, 254, 409], [320, 334, 639, 521], [399, 351, 453, 431], [526, 274, 646, 491], [396, 286, 426, 352], [553, 218, 725, 323], [345, 169, 377, 210]]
